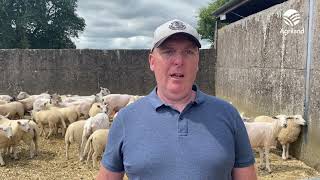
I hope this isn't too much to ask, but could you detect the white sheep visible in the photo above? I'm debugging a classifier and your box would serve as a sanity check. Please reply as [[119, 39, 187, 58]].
[[254, 115, 307, 160], [16, 91, 30, 100], [126, 95, 144, 106], [33, 98, 51, 112], [277, 115, 306, 160], [18, 92, 51, 111], [0, 116, 32, 160], [50, 94, 94, 119], [17, 91, 50, 100], [89, 103, 103, 117], [0, 100, 7, 105], [46, 104, 79, 126], [102, 94, 132, 117], [30, 109, 66, 138], [0, 101, 25, 119], [254, 115, 275, 123], [83, 129, 109, 169], [240, 112, 252, 122], [0, 100, 8, 105], [0, 95, 13, 102], [95, 87, 110, 102], [0, 124, 13, 166], [14, 119, 39, 158], [64, 120, 86, 159], [245, 115, 288, 172], [97, 87, 111, 96], [80, 109, 110, 161]]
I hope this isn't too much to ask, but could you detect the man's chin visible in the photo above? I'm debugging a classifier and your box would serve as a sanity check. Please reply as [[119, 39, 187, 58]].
[[167, 86, 187, 94]]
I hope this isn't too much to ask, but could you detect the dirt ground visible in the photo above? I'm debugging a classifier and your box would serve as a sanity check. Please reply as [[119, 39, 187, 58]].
[[0, 136, 319, 180]]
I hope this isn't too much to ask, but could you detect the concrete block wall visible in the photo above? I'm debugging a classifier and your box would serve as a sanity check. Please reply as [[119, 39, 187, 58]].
[[0, 49, 215, 96], [216, 0, 320, 170]]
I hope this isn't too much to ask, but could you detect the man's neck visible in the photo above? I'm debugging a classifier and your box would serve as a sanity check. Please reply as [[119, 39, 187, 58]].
[[157, 89, 196, 112]]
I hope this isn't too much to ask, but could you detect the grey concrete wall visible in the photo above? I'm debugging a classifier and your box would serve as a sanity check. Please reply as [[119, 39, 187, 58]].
[[0, 49, 215, 96], [216, 0, 320, 171], [300, 0, 320, 170]]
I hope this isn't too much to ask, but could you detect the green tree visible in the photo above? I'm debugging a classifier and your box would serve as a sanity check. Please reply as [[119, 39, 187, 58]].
[[0, 0, 85, 49], [197, 0, 229, 46]]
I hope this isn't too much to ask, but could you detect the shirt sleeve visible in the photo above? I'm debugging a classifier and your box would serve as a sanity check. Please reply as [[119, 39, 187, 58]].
[[101, 111, 125, 172], [232, 110, 255, 168]]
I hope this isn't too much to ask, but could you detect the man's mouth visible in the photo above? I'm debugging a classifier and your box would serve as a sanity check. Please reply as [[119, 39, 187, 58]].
[[170, 73, 184, 79]]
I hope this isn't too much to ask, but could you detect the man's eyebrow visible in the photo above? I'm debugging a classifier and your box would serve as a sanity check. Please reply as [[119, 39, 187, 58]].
[[158, 44, 197, 50], [157, 45, 173, 50]]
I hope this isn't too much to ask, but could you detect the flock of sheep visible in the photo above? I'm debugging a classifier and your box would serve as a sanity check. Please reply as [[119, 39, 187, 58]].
[[0, 90, 307, 173], [241, 113, 306, 172], [0, 88, 144, 169]]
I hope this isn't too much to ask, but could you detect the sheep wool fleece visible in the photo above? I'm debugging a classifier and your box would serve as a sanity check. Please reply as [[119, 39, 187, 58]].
[[101, 86, 255, 180]]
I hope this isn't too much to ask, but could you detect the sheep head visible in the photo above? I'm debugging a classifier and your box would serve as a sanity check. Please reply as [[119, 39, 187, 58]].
[[273, 115, 288, 128], [289, 115, 306, 126]]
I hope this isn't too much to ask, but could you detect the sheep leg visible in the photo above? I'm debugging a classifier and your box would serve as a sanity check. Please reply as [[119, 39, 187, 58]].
[[258, 148, 265, 169], [286, 143, 290, 159], [86, 145, 93, 167], [0, 153, 5, 166], [8, 146, 14, 158], [39, 128, 44, 136], [54, 124, 58, 136], [264, 147, 272, 173], [47, 126, 54, 139], [29, 142, 35, 159], [282, 144, 287, 160], [5, 146, 10, 155], [38, 124, 44, 136], [65, 142, 70, 159], [12, 146, 19, 160], [80, 136, 87, 161], [34, 139, 39, 156], [92, 151, 99, 169], [61, 127, 66, 137], [78, 144, 81, 158]]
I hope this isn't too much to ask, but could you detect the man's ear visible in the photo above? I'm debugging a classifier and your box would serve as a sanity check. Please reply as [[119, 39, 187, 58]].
[[149, 53, 155, 72]]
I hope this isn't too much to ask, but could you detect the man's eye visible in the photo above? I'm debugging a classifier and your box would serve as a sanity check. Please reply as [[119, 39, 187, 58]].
[[186, 50, 195, 55], [163, 50, 174, 54]]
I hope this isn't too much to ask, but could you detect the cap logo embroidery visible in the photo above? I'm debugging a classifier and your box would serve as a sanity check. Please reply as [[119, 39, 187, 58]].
[[169, 21, 186, 30]]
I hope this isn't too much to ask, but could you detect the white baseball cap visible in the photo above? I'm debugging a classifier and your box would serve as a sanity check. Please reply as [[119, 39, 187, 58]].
[[151, 19, 201, 51]]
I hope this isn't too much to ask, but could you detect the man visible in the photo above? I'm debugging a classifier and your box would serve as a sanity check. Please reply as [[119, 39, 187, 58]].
[[97, 19, 257, 180]]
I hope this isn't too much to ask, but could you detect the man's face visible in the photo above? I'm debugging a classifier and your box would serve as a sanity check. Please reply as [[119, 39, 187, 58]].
[[149, 34, 199, 97]]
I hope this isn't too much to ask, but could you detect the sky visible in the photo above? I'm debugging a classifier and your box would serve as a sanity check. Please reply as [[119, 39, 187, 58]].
[[73, 0, 212, 50]]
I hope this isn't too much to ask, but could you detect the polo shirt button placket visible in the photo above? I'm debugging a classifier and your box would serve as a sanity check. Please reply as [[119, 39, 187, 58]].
[[178, 115, 188, 136]]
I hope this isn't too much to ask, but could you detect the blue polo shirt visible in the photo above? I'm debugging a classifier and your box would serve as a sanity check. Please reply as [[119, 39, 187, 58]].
[[101, 86, 254, 180]]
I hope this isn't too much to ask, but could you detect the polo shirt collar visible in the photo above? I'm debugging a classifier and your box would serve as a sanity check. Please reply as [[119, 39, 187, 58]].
[[147, 84, 206, 110]]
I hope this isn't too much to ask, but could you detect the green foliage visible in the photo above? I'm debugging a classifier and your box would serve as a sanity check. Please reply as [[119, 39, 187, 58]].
[[197, 0, 229, 46], [0, 0, 85, 49]]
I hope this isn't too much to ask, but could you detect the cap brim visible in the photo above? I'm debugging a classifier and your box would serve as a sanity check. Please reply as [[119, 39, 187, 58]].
[[151, 32, 201, 52]]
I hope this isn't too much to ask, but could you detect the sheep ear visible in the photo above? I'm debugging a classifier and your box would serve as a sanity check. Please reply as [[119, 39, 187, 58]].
[[272, 116, 278, 119]]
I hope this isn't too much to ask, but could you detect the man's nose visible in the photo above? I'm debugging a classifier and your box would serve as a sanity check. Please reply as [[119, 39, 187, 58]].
[[172, 53, 184, 65]]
